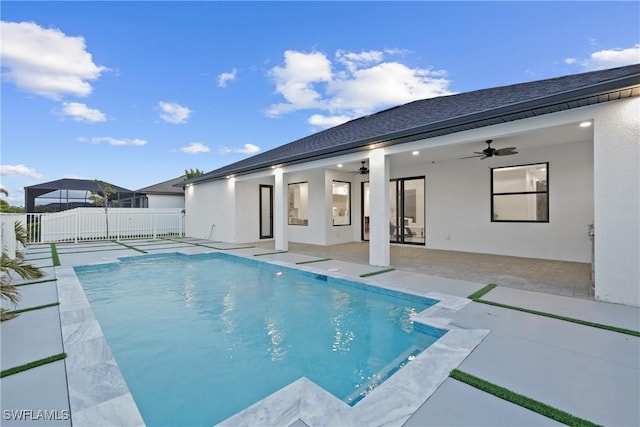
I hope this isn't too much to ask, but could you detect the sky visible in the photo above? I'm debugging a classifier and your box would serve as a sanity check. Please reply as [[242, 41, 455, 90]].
[[1, 1, 639, 207]]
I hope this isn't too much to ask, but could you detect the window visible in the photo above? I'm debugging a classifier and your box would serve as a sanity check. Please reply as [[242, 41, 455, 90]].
[[288, 182, 308, 225], [492, 163, 548, 222], [332, 181, 350, 226]]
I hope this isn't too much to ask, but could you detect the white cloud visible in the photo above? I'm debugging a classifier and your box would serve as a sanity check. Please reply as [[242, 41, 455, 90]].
[[78, 136, 147, 146], [218, 68, 237, 87], [266, 50, 332, 116], [61, 102, 107, 122], [0, 164, 44, 179], [328, 62, 451, 115], [181, 142, 210, 154], [219, 143, 260, 155], [158, 101, 192, 124], [308, 114, 353, 128], [0, 21, 107, 99], [266, 48, 453, 126], [582, 45, 640, 70], [336, 49, 384, 72], [236, 143, 260, 154], [567, 44, 640, 71]]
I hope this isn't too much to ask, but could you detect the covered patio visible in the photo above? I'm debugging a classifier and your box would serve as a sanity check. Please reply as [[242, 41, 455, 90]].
[[252, 241, 592, 299]]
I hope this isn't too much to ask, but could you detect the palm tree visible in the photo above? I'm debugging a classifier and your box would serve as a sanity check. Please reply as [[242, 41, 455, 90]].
[[0, 187, 8, 211], [1, 253, 44, 320], [0, 188, 44, 320], [184, 168, 204, 180], [89, 180, 117, 238]]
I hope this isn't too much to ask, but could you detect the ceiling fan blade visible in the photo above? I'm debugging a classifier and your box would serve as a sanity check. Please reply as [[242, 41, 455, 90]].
[[495, 147, 518, 156], [459, 154, 484, 159]]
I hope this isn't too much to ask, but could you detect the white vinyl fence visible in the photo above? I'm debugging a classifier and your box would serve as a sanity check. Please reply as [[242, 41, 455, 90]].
[[24, 208, 185, 244]]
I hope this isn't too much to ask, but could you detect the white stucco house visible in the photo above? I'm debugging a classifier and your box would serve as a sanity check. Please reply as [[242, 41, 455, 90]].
[[136, 176, 186, 209], [184, 64, 639, 306]]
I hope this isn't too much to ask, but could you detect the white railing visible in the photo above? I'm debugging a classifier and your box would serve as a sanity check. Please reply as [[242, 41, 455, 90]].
[[23, 208, 185, 244]]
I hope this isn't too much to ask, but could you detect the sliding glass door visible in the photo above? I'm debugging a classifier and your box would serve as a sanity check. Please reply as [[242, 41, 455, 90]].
[[361, 177, 425, 245], [390, 177, 425, 245]]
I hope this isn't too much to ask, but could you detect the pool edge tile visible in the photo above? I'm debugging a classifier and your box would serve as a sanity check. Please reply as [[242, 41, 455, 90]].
[[56, 266, 146, 427]]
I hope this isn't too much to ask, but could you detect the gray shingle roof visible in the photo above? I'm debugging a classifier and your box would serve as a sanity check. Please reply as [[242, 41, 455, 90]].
[[190, 64, 640, 184], [137, 176, 185, 195]]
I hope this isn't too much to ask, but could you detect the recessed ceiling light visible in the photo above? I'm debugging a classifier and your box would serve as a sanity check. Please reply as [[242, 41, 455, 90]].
[[369, 144, 376, 149], [412, 151, 419, 156], [580, 121, 592, 128], [337, 164, 343, 168]]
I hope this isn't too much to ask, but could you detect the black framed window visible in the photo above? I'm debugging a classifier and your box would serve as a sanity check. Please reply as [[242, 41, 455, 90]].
[[332, 181, 351, 226], [491, 162, 549, 222]]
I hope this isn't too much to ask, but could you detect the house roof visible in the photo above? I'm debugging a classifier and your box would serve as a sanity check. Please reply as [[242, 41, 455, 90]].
[[189, 64, 640, 184], [25, 178, 133, 193], [137, 176, 186, 195]]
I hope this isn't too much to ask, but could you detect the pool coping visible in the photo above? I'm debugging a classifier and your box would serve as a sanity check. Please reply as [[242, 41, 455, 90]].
[[57, 249, 490, 427], [56, 264, 146, 427]]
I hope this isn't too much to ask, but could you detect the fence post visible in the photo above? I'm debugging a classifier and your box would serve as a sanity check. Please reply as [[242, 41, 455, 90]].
[[153, 213, 157, 239], [74, 209, 79, 243], [117, 210, 120, 241]]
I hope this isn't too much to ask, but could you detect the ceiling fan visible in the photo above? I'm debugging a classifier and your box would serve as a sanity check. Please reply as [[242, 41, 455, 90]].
[[357, 161, 369, 175], [461, 140, 518, 159]]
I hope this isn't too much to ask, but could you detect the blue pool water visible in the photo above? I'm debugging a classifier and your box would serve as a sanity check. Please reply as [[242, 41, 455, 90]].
[[75, 252, 443, 426]]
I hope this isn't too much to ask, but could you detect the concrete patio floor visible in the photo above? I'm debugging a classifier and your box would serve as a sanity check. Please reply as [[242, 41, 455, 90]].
[[1, 238, 637, 426], [253, 241, 593, 299]]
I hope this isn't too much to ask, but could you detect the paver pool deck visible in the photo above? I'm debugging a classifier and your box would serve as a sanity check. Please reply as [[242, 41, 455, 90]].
[[1, 238, 638, 426]]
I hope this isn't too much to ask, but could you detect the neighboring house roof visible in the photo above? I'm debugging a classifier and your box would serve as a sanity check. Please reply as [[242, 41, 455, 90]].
[[25, 178, 133, 194], [189, 64, 640, 184], [137, 176, 186, 195]]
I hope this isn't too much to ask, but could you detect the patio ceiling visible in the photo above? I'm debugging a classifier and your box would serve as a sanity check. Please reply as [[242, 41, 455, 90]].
[[326, 121, 592, 173]]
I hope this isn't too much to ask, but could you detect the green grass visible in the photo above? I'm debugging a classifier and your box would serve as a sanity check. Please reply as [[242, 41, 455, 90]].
[[467, 284, 640, 337], [6, 302, 60, 315], [359, 268, 395, 277], [476, 299, 640, 337], [295, 258, 332, 264], [113, 240, 147, 253], [55, 247, 132, 255], [467, 283, 497, 300], [449, 369, 601, 427], [15, 278, 57, 287], [253, 251, 287, 256], [1, 353, 67, 378], [50, 243, 60, 266], [161, 238, 255, 251]]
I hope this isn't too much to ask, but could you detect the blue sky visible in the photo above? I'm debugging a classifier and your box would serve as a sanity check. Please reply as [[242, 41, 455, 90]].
[[1, 1, 639, 206]]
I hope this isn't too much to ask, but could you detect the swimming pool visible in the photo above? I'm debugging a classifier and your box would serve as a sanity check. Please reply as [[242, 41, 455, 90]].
[[74, 252, 445, 426]]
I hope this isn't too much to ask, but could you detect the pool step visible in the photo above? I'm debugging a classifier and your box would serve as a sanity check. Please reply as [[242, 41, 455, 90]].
[[344, 345, 423, 406]]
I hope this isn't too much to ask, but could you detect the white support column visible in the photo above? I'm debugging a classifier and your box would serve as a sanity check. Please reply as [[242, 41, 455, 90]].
[[593, 98, 640, 306], [274, 168, 288, 251], [368, 149, 390, 266]]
